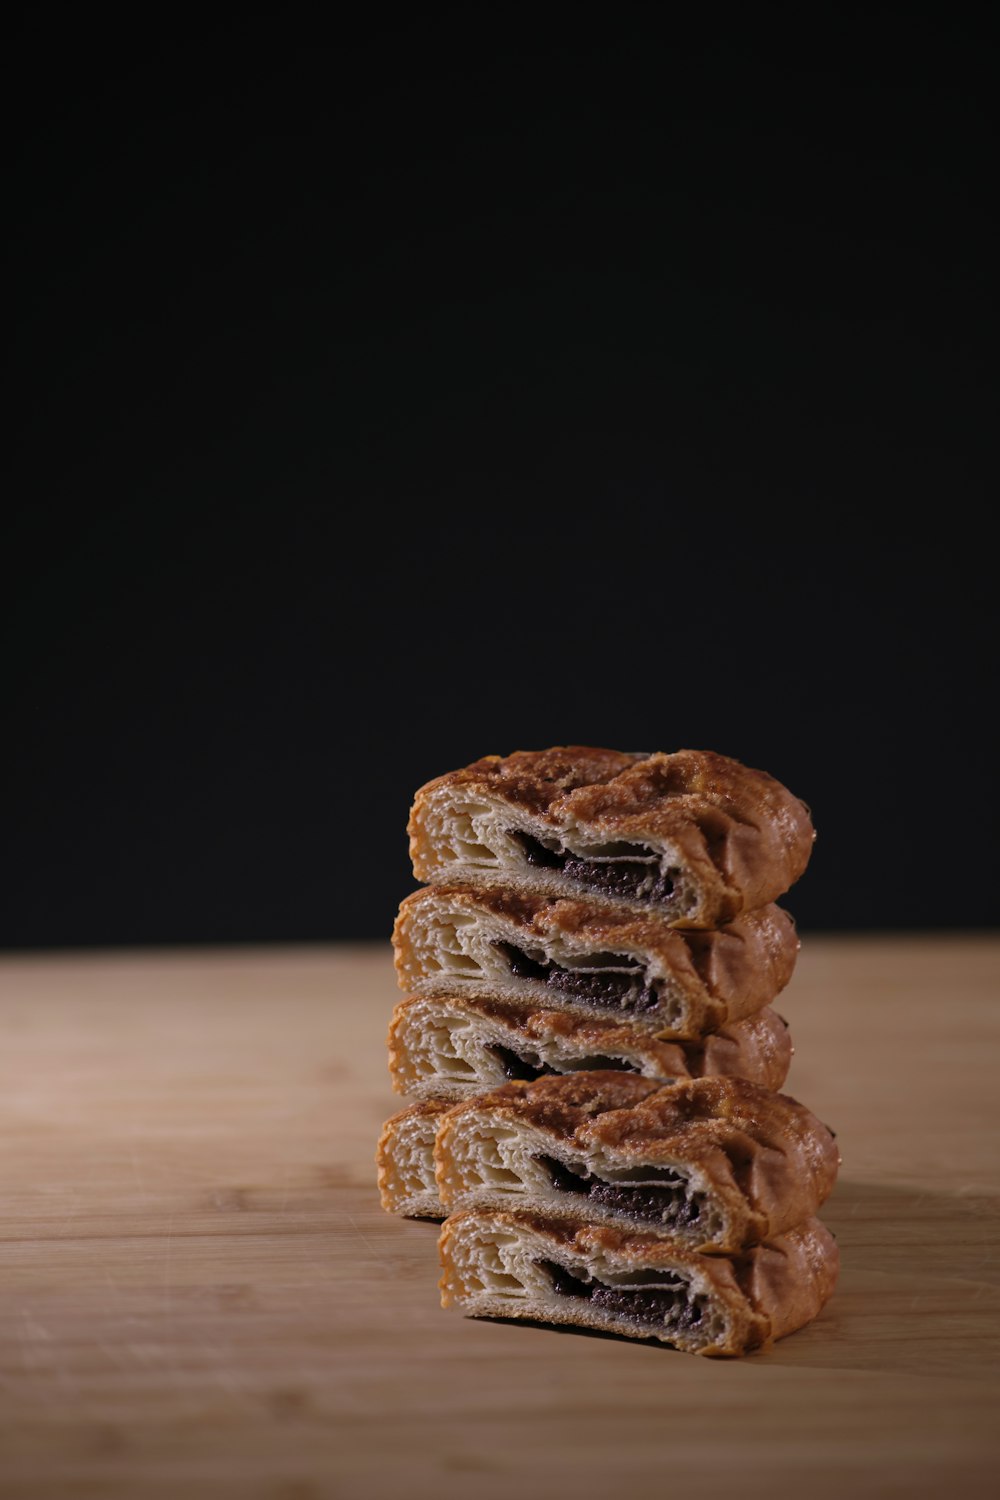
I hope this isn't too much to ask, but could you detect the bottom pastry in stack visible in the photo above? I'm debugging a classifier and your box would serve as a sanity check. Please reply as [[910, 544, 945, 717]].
[[439, 1210, 837, 1356]]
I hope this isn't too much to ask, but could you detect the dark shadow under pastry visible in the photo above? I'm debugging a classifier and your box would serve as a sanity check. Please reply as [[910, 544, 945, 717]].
[[388, 994, 793, 1101], [439, 1208, 839, 1356], [394, 884, 798, 1039], [434, 1073, 838, 1250], [409, 747, 814, 925]]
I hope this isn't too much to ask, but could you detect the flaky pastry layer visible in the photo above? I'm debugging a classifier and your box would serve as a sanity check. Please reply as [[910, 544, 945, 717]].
[[376, 1099, 450, 1218]]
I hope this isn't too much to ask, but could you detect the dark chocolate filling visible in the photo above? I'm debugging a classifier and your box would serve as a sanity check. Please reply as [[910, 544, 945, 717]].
[[589, 1181, 703, 1228], [538, 1258, 591, 1298], [534, 1155, 703, 1228], [488, 1046, 558, 1082], [494, 941, 660, 1014], [510, 830, 677, 905], [536, 1154, 591, 1195], [534, 1259, 705, 1331], [591, 1285, 704, 1330], [487, 1046, 640, 1083]]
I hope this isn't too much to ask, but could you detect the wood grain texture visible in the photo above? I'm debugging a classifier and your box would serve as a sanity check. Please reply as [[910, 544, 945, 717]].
[[1, 936, 998, 1499]]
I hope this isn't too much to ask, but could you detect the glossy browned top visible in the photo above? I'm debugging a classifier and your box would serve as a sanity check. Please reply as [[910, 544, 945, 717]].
[[454, 747, 643, 816]]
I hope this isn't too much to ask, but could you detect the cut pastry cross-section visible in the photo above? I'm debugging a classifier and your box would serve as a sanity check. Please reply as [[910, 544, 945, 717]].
[[408, 747, 814, 925], [376, 1099, 451, 1218], [388, 994, 793, 1101], [439, 1209, 839, 1356], [434, 1073, 839, 1251], [394, 884, 798, 1040]]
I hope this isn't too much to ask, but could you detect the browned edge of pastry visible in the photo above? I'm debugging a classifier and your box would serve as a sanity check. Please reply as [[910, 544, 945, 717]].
[[376, 1099, 451, 1218]]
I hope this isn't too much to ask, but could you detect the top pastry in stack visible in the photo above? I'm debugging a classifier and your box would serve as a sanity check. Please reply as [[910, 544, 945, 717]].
[[379, 746, 838, 1356]]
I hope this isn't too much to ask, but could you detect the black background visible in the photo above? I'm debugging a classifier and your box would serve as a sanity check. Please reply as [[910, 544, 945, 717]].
[[4, 9, 996, 946]]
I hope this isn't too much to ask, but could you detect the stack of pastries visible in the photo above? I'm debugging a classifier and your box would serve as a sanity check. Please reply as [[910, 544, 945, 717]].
[[377, 747, 839, 1356]]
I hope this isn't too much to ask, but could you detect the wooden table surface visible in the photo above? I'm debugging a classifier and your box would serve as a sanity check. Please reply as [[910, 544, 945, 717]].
[[1, 935, 998, 1498]]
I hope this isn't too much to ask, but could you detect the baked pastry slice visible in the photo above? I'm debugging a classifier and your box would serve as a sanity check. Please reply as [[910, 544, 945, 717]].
[[394, 884, 798, 1039], [435, 1073, 838, 1250], [439, 1209, 838, 1356], [388, 994, 792, 1101], [376, 1099, 450, 1218], [409, 746, 814, 924]]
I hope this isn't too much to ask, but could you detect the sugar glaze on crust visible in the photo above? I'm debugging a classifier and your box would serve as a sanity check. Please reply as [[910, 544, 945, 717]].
[[439, 1209, 839, 1356], [409, 747, 814, 925], [388, 994, 793, 1101], [394, 884, 799, 1040], [434, 1073, 839, 1250]]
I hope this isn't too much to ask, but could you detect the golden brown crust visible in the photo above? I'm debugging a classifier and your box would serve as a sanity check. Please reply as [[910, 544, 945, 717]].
[[739, 1218, 841, 1343], [387, 993, 793, 1100], [409, 747, 814, 925], [434, 1073, 839, 1248], [393, 884, 799, 1040], [446, 748, 641, 813], [438, 1208, 838, 1355], [698, 1007, 793, 1092]]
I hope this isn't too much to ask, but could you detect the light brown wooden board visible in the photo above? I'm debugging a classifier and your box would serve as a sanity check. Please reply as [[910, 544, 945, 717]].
[[1, 936, 998, 1498]]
